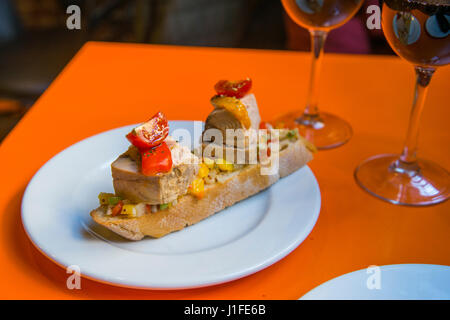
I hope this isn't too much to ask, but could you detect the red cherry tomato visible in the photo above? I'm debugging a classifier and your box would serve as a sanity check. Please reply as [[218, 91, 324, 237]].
[[126, 111, 169, 150], [214, 78, 252, 98], [140, 142, 172, 176]]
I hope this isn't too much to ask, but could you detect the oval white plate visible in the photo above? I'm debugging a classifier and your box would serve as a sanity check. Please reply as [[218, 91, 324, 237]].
[[301, 264, 450, 300], [22, 121, 321, 289]]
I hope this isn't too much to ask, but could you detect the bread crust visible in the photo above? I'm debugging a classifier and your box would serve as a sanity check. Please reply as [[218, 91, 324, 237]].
[[90, 138, 313, 240]]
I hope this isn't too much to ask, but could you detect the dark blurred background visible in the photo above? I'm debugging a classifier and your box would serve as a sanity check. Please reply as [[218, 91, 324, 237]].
[[0, 0, 393, 141]]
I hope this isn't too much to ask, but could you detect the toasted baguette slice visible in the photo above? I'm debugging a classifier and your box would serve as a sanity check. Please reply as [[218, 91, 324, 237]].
[[90, 138, 313, 240]]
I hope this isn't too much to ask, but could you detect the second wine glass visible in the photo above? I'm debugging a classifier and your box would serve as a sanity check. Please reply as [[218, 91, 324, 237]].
[[277, 0, 364, 149], [354, 0, 450, 206]]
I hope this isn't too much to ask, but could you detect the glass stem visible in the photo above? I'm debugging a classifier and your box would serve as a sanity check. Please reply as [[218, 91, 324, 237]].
[[303, 30, 328, 117], [398, 66, 435, 167]]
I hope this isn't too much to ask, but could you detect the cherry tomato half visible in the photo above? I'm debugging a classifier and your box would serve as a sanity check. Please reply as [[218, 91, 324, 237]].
[[214, 78, 252, 98], [126, 111, 169, 150], [140, 142, 172, 176]]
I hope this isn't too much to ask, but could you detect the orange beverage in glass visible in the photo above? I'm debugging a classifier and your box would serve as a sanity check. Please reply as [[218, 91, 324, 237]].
[[355, 0, 450, 206]]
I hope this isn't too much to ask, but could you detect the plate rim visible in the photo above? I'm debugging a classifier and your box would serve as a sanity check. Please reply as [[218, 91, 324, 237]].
[[300, 263, 450, 300], [21, 121, 321, 290]]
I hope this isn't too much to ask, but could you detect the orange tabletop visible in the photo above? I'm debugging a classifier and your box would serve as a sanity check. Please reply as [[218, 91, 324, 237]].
[[0, 42, 448, 299]]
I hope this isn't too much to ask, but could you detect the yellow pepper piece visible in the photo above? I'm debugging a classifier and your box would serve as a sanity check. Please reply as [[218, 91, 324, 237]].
[[189, 178, 205, 199], [211, 95, 251, 129], [216, 159, 234, 172], [203, 157, 215, 169], [198, 163, 210, 178], [121, 204, 137, 217]]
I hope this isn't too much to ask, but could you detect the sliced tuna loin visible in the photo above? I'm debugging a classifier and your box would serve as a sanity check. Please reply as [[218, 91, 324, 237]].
[[111, 153, 199, 204]]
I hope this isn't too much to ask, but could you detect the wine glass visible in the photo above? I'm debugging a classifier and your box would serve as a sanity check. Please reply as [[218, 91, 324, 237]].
[[276, 0, 364, 149], [355, 0, 450, 206]]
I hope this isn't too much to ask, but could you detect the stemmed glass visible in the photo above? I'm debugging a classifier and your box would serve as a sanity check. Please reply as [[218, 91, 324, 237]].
[[355, 0, 450, 206], [276, 0, 364, 149]]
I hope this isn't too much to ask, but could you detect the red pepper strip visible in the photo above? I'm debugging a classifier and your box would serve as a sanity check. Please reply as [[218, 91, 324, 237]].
[[111, 201, 123, 216]]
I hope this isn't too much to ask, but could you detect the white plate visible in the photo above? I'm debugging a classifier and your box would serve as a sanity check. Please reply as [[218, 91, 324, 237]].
[[301, 264, 450, 300], [22, 121, 321, 289]]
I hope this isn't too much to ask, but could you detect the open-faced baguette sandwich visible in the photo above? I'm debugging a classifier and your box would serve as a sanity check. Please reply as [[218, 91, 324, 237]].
[[90, 79, 316, 240]]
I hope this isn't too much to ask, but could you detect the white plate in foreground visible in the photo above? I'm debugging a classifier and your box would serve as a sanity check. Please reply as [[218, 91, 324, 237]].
[[301, 264, 450, 300], [22, 121, 321, 289]]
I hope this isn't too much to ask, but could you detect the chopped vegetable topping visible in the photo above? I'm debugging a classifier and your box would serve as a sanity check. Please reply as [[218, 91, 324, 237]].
[[216, 158, 234, 172], [146, 204, 158, 214], [98, 192, 115, 206], [189, 178, 205, 199], [111, 201, 124, 217], [108, 196, 122, 206], [203, 157, 215, 169], [121, 204, 137, 217], [159, 203, 169, 210], [198, 163, 210, 178]]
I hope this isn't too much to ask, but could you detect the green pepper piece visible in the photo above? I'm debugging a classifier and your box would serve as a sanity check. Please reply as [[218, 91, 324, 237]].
[[159, 203, 169, 210], [108, 196, 122, 206]]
